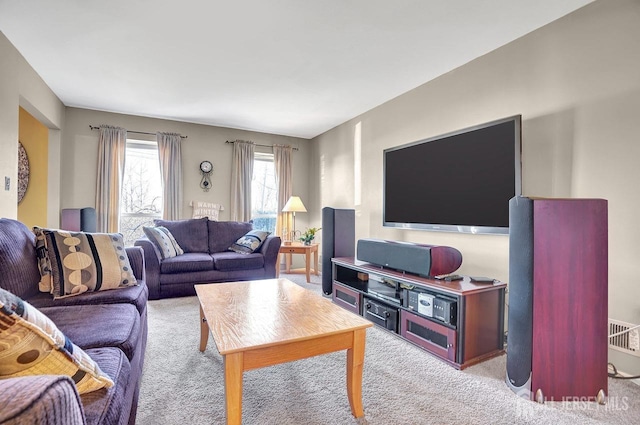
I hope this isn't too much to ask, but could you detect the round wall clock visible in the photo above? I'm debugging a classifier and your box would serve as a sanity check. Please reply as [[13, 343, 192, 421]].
[[200, 160, 213, 191], [17, 141, 30, 204], [200, 160, 213, 173]]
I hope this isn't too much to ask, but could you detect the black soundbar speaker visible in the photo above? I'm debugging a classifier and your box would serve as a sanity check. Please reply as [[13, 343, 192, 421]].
[[356, 239, 462, 277], [321, 207, 355, 295]]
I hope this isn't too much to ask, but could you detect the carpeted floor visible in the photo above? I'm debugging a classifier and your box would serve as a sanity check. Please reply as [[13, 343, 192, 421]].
[[137, 273, 640, 424]]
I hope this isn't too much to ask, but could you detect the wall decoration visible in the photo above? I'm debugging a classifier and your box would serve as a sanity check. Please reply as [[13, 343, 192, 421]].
[[200, 160, 213, 191], [17, 141, 30, 204]]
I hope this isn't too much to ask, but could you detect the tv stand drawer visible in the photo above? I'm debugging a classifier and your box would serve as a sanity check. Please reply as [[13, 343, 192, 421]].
[[332, 282, 361, 315], [400, 309, 457, 362]]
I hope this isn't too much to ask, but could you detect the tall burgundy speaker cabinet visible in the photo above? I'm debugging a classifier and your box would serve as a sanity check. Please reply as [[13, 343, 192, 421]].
[[321, 207, 355, 295], [506, 197, 608, 403]]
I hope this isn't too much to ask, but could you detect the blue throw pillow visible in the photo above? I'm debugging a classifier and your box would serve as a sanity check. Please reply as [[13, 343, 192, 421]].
[[229, 230, 270, 254]]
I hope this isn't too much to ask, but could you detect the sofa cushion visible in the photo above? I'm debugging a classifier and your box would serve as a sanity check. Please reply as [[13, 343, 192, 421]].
[[229, 230, 270, 254], [27, 282, 148, 316], [80, 347, 132, 425], [142, 226, 184, 259], [40, 229, 137, 299], [154, 217, 209, 253], [40, 304, 141, 361], [0, 218, 41, 300], [207, 221, 253, 253], [159, 253, 214, 274], [0, 288, 113, 394], [211, 252, 265, 271]]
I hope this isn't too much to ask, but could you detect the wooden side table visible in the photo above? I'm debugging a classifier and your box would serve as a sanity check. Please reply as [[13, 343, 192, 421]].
[[277, 242, 319, 283]]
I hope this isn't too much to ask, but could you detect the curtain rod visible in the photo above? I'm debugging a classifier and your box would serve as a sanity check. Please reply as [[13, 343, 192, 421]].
[[225, 140, 298, 151], [89, 125, 187, 139]]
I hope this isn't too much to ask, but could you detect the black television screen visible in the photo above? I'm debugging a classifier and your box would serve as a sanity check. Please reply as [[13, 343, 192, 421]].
[[383, 115, 521, 235]]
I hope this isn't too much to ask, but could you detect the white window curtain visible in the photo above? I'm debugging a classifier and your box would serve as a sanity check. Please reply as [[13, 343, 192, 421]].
[[95, 125, 127, 233], [230, 140, 255, 221], [156, 132, 183, 220], [273, 145, 293, 240]]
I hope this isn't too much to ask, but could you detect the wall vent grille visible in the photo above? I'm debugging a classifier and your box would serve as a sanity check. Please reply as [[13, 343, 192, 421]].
[[608, 319, 640, 357]]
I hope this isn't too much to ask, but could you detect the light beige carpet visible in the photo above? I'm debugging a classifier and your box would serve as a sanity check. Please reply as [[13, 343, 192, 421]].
[[137, 273, 640, 424]]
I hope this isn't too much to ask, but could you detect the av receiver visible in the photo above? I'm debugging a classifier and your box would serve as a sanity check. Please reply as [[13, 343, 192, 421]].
[[406, 288, 457, 326]]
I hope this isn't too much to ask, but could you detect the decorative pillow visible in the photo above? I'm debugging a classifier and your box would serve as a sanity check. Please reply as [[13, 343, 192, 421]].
[[229, 230, 270, 254], [0, 287, 113, 394], [190, 201, 224, 221], [33, 227, 53, 293], [41, 229, 137, 299], [143, 226, 184, 259]]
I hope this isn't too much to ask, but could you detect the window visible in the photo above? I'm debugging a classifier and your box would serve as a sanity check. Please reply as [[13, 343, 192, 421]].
[[251, 152, 277, 233], [120, 139, 163, 245]]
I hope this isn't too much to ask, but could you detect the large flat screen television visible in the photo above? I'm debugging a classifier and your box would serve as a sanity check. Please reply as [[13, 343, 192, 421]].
[[383, 115, 521, 235]]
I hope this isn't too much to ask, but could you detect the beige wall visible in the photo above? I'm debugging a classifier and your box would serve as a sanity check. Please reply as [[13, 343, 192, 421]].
[[0, 31, 64, 223], [62, 108, 311, 226], [310, 0, 640, 374]]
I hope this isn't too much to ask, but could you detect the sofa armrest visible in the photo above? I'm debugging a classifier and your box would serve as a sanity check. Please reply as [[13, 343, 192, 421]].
[[125, 246, 146, 282], [258, 235, 282, 278], [0, 375, 86, 425], [134, 238, 161, 300]]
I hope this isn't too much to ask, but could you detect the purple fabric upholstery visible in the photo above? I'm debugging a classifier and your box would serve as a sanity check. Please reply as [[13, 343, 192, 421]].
[[136, 220, 281, 299], [212, 251, 264, 271], [0, 218, 42, 299], [0, 218, 148, 425], [159, 268, 270, 298], [0, 375, 85, 425], [133, 238, 161, 299], [28, 282, 148, 316], [160, 252, 213, 274], [41, 304, 141, 361], [154, 217, 209, 253], [80, 347, 132, 425], [207, 220, 253, 253]]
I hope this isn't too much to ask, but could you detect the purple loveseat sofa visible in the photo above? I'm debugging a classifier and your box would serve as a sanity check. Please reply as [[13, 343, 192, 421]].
[[0, 218, 148, 425], [134, 218, 282, 300]]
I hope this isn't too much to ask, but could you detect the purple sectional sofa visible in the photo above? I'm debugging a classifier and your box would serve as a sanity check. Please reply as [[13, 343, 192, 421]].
[[134, 218, 282, 299], [0, 218, 147, 425]]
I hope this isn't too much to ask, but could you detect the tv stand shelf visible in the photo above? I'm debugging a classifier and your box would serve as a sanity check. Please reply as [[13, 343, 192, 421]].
[[331, 257, 506, 369]]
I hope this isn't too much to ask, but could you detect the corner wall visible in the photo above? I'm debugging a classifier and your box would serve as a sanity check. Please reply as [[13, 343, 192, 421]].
[[310, 0, 640, 375], [17, 107, 48, 228], [0, 31, 64, 223]]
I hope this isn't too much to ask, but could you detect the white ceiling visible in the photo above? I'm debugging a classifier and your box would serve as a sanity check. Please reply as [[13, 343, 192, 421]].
[[0, 0, 594, 139]]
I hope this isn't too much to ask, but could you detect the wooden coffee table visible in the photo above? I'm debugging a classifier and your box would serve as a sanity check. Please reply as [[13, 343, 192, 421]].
[[196, 278, 372, 425]]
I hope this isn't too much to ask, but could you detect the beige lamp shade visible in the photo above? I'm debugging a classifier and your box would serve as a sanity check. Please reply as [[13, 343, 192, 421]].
[[282, 196, 306, 242], [282, 196, 307, 213]]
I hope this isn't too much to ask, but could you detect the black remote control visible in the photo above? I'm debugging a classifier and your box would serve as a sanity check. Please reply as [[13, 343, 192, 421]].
[[444, 274, 464, 281], [435, 274, 464, 281]]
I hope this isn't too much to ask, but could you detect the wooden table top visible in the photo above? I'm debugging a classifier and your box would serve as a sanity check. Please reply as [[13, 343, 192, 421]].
[[279, 242, 318, 251], [195, 278, 371, 355]]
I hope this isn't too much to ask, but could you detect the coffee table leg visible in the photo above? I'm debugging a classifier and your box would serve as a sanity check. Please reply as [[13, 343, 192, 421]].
[[346, 328, 366, 418], [224, 352, 244, 425], [199, 305, 208, 352]]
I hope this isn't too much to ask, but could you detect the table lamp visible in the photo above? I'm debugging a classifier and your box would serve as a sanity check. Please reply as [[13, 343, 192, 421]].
[[282, 196, 307, 242]]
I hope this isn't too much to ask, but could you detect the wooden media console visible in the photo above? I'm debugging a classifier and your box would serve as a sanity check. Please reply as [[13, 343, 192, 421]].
[[331, 257, 506, 369]]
